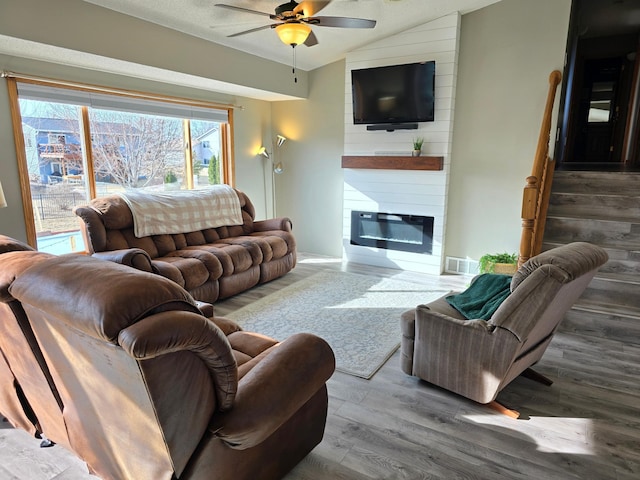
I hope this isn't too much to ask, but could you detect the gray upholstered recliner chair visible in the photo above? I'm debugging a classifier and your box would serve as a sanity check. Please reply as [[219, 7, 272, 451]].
[[400, 242, 608, 417]]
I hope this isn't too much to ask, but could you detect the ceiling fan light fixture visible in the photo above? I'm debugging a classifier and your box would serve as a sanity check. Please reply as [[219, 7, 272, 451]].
[[276, 23, 311, 46]]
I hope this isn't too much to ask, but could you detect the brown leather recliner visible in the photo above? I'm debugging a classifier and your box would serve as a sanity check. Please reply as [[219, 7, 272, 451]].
[[3, 244, 334, 480], [0, 349, 36, 434], [0, 235, 38, 434], [0, 235, 70, 448]]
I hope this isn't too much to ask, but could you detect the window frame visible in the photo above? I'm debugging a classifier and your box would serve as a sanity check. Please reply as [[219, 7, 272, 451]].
[[6, 76, 235, 249]]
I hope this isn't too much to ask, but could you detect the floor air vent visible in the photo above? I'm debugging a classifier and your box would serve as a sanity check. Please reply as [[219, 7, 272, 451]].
[[445, 257, 479, 275]]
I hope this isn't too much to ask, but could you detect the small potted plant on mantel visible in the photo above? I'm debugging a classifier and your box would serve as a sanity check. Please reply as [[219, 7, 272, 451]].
[[478, 252, 518, 275], [412, 137, 424, 157]]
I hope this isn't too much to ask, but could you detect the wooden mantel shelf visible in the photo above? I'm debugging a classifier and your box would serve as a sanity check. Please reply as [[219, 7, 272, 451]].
[[341, 155, 443, 171]]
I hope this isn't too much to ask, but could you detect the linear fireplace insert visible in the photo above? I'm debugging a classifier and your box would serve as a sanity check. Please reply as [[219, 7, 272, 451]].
[[350, 211, 434, 254]]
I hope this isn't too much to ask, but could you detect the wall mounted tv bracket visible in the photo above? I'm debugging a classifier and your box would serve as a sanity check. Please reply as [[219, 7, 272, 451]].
[[366, 123, 418, 132]]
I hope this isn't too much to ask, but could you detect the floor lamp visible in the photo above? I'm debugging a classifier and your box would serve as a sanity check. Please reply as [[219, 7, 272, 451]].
[[257, 135, 287, 217]]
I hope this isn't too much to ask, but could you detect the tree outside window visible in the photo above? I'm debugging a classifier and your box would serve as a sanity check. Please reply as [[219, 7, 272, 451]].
[[16, 97, 227, 254]]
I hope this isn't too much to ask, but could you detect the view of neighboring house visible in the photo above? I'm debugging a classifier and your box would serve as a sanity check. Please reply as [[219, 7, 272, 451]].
[[21, 116, 185, 187], [21, 114, 187, 253], [19, 111, 223, 254], [193, 125, 220, 168], [22, 117, 84, 184]]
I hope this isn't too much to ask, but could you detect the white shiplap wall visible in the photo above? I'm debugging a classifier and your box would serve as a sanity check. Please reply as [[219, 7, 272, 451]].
[[343, 13, 461, 274]]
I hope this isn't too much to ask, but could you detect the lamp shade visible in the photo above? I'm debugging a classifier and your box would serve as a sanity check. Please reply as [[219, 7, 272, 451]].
[[275, 23, 311, 46], [257, 146, 270, 158], [0, 181, 6, 208], [276, 135, 287, 147]]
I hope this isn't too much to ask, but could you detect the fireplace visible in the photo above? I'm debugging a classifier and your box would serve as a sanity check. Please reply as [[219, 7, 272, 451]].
[[350, 211, 434, 254]]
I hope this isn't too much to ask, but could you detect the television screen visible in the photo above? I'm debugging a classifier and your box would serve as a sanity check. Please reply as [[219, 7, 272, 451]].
[[351, 61, 435, 125]]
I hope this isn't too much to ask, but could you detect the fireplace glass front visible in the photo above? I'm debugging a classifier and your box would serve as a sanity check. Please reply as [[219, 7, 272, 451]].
[[350, 211, 434, 254]]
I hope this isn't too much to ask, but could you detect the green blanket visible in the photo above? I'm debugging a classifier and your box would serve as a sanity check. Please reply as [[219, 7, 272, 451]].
[[446, 274, 512, 320]]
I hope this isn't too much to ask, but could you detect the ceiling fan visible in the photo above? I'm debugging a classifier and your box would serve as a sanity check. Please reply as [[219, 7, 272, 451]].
[[214, 1, 376, 48]]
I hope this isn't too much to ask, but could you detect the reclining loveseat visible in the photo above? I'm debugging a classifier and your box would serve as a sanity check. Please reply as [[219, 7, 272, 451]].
[[73, 186, 296, 304], [0, 235, 334, 480]]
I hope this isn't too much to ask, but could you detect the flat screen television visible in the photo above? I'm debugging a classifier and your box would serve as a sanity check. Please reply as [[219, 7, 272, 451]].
[[351, 61, 435, 126]]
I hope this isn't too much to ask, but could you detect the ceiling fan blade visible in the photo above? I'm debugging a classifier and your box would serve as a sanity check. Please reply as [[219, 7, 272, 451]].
[[306, 16, 376, 29], [214, 3, 276, 19], [294, 1, 331, 18], [303, 29, 319, 47], [227, 24, 276, 38]]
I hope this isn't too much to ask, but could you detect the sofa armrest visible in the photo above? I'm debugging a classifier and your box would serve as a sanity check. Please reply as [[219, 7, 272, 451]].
[[92, 248, 156, 273], [253, 217, 293, 233], [119, 311, 237, 410], [73, 205, 106, 252], [210, 333, 334, 449]]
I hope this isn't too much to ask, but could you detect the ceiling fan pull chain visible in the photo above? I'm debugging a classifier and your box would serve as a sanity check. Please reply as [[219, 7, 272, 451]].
[[292, 45, 297, 83]]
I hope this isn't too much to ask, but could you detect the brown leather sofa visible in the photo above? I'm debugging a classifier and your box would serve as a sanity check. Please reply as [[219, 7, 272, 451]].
[[74, 188, 296, 304], [0, 237, 334, 480]]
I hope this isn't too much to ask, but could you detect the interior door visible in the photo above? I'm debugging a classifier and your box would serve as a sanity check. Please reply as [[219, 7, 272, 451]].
[[573, 57, 626, 163]]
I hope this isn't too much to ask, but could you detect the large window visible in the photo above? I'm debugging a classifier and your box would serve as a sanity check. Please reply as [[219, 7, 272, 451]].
[[8, 78, 233, 254]]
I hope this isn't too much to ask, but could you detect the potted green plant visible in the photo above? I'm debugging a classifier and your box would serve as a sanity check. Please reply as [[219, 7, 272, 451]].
[[478, 252, 518, 274], [412, 137, 424, 156]]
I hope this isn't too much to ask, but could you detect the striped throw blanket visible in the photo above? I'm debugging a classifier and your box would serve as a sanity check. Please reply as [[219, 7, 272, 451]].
[[119, 185, 243, 238]]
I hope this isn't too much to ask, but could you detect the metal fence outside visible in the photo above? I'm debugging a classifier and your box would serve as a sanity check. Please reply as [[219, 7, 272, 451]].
[[32, 192, 85, 220]]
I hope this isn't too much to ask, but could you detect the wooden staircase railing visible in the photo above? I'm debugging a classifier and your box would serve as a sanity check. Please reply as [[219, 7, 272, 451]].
[[519, 70, 563, 267]]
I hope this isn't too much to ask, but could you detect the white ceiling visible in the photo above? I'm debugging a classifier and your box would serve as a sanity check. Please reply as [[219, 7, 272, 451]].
[[83, 0, 502, 71]]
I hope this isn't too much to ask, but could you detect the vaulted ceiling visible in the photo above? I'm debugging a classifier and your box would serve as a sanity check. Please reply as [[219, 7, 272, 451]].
[[82, 0, 502, 71]]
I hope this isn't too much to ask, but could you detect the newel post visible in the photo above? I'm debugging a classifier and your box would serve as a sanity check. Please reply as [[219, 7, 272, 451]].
[[519, 176, 538, 267]]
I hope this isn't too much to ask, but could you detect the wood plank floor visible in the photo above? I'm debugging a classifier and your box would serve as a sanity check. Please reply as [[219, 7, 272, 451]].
[[1, 254, 639, 479]]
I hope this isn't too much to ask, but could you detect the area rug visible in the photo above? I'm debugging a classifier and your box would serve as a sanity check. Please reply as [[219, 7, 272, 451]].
[[226, 270, 449, 379]]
